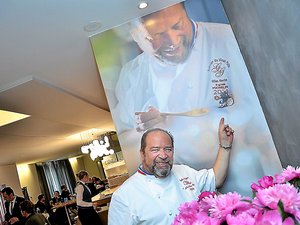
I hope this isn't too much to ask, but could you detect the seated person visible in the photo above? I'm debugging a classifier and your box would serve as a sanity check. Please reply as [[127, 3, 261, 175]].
[[35, 194, 55, 224], [50, 191, 62, 207], [35, 194, 50, 214], [94, 178, 106, 193], [50, 192, 68, 225], [20, 200, 46, 225], [60, 185, 71, 202]]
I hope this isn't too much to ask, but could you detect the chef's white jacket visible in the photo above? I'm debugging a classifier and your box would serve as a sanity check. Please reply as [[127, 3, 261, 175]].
[[108, 165, 215, 225]]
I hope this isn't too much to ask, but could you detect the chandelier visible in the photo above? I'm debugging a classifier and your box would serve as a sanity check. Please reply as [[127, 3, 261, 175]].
[[80, 130, 115, 160]]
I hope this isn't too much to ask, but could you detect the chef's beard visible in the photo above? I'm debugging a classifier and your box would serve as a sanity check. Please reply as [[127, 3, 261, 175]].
[[152, 160, 173, 178]]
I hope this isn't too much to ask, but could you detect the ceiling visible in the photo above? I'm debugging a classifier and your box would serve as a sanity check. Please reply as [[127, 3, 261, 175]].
[[0, 0, 181, 165]]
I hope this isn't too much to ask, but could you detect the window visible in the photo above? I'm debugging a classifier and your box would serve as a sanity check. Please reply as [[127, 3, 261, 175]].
[[36, 159, 76, 201]]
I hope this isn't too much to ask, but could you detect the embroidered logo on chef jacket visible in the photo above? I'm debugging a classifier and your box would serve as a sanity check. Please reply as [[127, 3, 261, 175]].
[[179, 177, 195, 191], [208, 58, 234, 108]]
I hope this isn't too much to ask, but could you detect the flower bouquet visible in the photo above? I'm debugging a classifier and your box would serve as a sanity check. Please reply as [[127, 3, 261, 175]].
[[172, 166, 300, 225]]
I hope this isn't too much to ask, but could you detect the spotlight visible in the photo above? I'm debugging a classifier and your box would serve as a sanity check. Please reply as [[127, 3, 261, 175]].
[[138, 2, 148, 9]]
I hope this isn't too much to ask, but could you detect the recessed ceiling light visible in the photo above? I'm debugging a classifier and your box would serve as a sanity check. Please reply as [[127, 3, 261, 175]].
[[138, 2, 148, 9], [83, 21, 102, 32], [0, 110, 30, 127]]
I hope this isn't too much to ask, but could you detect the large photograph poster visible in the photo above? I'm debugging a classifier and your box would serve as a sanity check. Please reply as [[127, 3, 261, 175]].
[[91, 0, 282, 196]]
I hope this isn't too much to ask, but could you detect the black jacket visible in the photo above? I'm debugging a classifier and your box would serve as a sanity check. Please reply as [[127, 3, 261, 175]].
[[35, 201, 51, 213], [4, 196, 25, 225]]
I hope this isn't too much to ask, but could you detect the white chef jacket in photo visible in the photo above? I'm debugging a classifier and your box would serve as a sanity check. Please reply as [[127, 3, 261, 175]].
[[111, 21, 282, 196]]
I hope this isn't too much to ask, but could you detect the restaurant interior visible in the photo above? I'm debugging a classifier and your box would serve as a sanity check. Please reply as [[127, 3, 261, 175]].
[[1, 0, 299, 224]]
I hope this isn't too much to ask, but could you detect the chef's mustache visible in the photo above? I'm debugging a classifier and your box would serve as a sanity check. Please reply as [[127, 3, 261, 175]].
[[165, 45, 176, 51], [154, 156, 172, 164]]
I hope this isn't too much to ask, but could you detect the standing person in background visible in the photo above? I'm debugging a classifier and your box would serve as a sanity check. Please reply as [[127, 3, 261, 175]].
[[1, 187, 25, 225], [20, 200, 46, 225], [75, 170, 103, 225]]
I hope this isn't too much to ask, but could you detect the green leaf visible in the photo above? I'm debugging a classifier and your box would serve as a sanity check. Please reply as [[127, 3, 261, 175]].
[[278, 200, 288, 220]]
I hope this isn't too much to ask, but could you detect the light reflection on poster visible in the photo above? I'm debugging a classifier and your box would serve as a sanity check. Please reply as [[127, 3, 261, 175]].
[[91, 0, 282, 196]]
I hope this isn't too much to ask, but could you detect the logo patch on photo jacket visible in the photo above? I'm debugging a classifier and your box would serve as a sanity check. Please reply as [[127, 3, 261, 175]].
[[208, 58, 234, 108]]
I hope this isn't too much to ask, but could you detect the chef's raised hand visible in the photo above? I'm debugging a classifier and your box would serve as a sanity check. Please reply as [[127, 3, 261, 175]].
[[218, 117, 234, 151]]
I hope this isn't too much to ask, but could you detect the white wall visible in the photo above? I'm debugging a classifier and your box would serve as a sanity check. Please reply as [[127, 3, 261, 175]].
[[17, 163, 42, 203], [0, 164, 22, 196]]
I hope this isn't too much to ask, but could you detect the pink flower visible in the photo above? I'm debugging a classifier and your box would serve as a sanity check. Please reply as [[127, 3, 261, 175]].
[[173, 210, 213, 225], [172, 166, 300, 225], [173, 200, 200, 224], [275, 165, 300, 184], [253, 183, 300, 221], [251, 175, 275, 192], [209, 192, 252, 221], [198, 192, 217, 214], [193, 212, 215, 225], [178, 200, 199, 212], [198, 191, 217, 202], [254, 210, 295, 225], [226, 211, 256, 225]]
